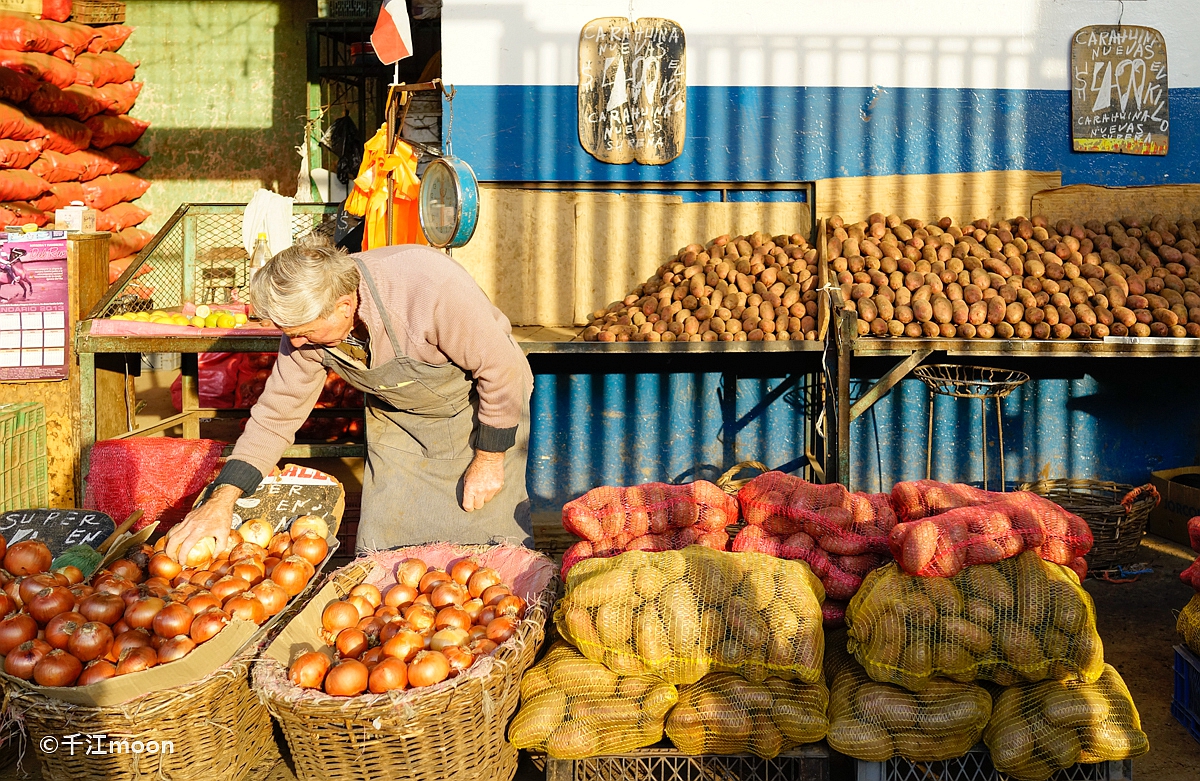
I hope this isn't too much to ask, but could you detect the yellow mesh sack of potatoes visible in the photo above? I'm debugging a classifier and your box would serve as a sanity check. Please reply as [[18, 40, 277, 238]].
[[824, 634, 992, 762], [1178, 594, 1200, 655], [846, 551, 1103, 691], [664, 671, 828, 758], [554, 547, 825, 685], [509, 641, 679, 758], [983, 664, 1149, 781]]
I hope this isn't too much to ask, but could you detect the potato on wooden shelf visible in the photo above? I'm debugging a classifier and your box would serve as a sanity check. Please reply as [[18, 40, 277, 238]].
[[827, 213, 1200, 340], [582, 231, 822, 343]]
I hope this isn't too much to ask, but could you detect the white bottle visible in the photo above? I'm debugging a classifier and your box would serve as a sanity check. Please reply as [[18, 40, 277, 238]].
[[248, 232, 271, 281]]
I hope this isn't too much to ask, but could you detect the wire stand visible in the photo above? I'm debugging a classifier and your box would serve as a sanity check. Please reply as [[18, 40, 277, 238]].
[[912, 365, 1030, 491]]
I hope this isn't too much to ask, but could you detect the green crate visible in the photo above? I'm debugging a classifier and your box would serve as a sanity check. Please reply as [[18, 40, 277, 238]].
[[0, 402, 48, 511]]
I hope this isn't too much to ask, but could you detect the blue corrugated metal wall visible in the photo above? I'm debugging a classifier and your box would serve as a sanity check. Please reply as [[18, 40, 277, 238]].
[[528, 368, 1200, 512], [528, 371, 818, 514]]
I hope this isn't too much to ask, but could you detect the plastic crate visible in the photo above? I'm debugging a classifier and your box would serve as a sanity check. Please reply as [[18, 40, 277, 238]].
[[0, 402, 48, 511], [544, 744, 829, 781], [1172, 644, 1200, 743], [855, 745, 1131, 781], [70, 0, 126, 23]]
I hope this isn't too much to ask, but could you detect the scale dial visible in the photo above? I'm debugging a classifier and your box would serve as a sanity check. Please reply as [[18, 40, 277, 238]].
[[418, 157, 479, 248]]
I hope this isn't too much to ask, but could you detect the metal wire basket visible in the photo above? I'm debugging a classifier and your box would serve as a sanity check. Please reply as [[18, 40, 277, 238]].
[[912, 365, 1030, 399]]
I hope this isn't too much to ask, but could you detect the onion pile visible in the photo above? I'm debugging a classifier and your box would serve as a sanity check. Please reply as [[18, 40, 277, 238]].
[[0, 518, 328, 687], [290, 556, 527, 697]]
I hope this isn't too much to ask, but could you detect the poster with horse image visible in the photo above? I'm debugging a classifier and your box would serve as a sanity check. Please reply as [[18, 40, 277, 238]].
[[0, 230, 69, 381]]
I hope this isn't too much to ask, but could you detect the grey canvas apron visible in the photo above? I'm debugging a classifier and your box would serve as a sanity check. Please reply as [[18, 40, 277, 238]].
[[317, 259, 532, 551]]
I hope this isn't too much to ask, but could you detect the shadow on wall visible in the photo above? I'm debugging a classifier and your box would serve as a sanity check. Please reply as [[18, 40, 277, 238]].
[[851, 362, 1200, 493]]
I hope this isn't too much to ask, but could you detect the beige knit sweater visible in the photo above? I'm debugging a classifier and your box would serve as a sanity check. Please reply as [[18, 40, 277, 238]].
[[227, 245, 533, 477]]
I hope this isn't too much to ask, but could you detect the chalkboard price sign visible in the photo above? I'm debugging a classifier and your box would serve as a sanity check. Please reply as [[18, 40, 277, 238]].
[[0, 509, 117, 556], [229, 465, 344, 535], [578, 17, 686, 165], [1071, 25, 1169, 155]]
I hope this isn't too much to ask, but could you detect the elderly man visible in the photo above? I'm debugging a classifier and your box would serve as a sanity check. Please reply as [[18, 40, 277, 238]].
[[166, 241, 533, 561]]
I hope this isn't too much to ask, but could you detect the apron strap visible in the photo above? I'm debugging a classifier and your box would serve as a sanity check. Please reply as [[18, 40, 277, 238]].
[[353, 257, 405, 358]]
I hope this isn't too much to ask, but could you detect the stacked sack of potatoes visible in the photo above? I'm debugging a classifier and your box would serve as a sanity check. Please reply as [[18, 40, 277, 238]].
[[730, 471, 897, 627], [842, 545, 1148, 780], [827, 213, 1200, 340], [1176, 516, 1200, 654], [509, 546, 829, 759], [0, 14, 151, 281], [581, 230, 822, 342]]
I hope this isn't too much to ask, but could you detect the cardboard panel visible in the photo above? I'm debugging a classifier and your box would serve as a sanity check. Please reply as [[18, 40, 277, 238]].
[[1031, 183, 1200, 226], [574, 199, 812, 324], [815, 170, 1062, 228]]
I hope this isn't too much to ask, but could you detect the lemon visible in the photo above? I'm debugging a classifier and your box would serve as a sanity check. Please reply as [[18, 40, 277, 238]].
[[189, 316, 206, 328], [133, 312, 150, 321], [233, 312, 248, 325], [194, 304, 211, 319], [204, 313, 220, 328], [172, 314, 190, 326], [215, 313, 236, 329]]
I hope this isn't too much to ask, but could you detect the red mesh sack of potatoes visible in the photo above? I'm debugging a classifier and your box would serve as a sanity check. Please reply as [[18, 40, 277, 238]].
[[559, 481, 736, 577], [0, 201, 47, 228], [732, 524, 890, 603], [0, 14, 58, 54], [0, 138, 44, 169], [35, 114, 90, 152], [84, 113, 148, 148], [30, 180, 83, 212], [67, 148, 119, 180], [107, 226, 153, 260], [29, 149, 86, 182], [95, 144, 148, 172], [72, 51, 137, 87], [41, 0, 72, 23], [888, 482, 1092, 578], [0, 103, 45, 141], [48, 21, 102, 57], [98, 81, 141, 115], [24, 82, 113, 121], [81, 172, 150, 210], [89, 25, 134, 54], [0, 170, 50, 201], [0, 51, 76, 89], [737, 471, 897, 555], [96, 201, 149, 231], [1179, 517, 1200, 591], [0, 70, 40, 105]]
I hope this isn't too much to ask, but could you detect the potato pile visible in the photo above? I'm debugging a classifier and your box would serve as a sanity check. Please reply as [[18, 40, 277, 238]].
[[825, 643, 992, 762], [509, 642, 678, 758], [827, 213, 1200, 339], [664, 671, 828, 759], [581, 231, 822, 342], [554, 547, 825, 685], [846, 552, 1104, 691], [984, 665, 1148, 781]]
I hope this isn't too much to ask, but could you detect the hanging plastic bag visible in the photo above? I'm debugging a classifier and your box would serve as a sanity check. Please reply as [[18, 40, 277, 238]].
[[344, 126, 426, 250]]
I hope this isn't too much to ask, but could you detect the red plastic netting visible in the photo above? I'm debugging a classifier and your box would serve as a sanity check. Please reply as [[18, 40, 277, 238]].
[[737, 471, 897, 555], [1179, 517, 1200, 591], [559, 481, 736, 577], [731, 524, 890, 602], [83, 438, 225, 532], [888, 481, 1093, 577]]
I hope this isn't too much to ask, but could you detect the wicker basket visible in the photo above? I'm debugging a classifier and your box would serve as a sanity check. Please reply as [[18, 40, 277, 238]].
[[254, 543, 559, 781], [70, 0, 126, 24], [1019, 479, 1160, 571], [5, 648, 276, 781]]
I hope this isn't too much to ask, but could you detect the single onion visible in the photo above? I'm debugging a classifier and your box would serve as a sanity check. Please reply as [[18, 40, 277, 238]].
[[396, 559, 427, 590], [115, 646, 158, 675], [290, 515, 329, 541], [44, 611, 85, 650], [28, 585, 75, 625], [78, 659, 117, 685], [467, 568, 502, 599], [4, 540, 52, 576], [5, 638, 51, 679], [19, 574, 58, 606], [324, 659, 368, 696], [0, 612, 38, 654], [271, 556, 314, 597], [152, 603, 194, 639], [250, 579, 288, 616], [34, 648, 82, 686], [124, 596, 165, 630], [347, 595, 374, 621], [68, 622, 114, 663], [419, 570, 450, 595], [349, 583, 382, 608], [210, 576, 251, 603], [190, 608, 230, 643], [403, 604, 436, 633], [289, 651, 330, 689], [229, 542, 268, 563], [236, 518, 274, 549], [480, 585, 512, 607], [108, 559, 143, 584], [486, 616, 518, 644], [368, 657, 408, 693], [381, 629, 424, 663], [291, 532, 328, 567], [149, 553, 183, 580], [335, 628, 369, 659], [443, 645, 475, 677], [449, 558, 479, 587], [383, 583, 418, 609], [224, 593, 266, 624], [469, 638, 499, 657], [53, 565, 84, 586], [435, 607, 471, 632], [495, 594, 527, 620], [157, 635, 196, 663], [185, 592, 222, 614], [407, 650, 450, 688], [430, 627, 469, 652], [79, 593, 125, 625], [430, 581, 467, 609]]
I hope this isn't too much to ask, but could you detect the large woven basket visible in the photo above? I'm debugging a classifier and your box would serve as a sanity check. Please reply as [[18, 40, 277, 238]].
[[4, 648, 276, 781], [253, 542, 559, 781], [1019, 479, 1160, 572]]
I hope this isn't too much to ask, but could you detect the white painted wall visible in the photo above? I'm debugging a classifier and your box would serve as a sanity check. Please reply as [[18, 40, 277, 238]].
[[443, 0, 1200, 89]]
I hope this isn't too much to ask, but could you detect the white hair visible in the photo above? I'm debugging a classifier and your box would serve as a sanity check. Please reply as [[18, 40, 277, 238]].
[[248, 240, 359, 327]]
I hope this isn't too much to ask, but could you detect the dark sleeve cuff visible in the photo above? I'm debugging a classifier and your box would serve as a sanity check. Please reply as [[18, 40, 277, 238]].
[[476, 424, 518, 452], [207, 459, 264, 500]]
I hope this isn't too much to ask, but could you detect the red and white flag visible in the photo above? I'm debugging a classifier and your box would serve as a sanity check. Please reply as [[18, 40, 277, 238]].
[[371, 0, 414, 65]]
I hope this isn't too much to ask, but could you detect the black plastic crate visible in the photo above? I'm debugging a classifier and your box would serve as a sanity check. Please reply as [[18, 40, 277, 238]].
[[854, 744, 1131, 781], [544, 743, 829, 781]]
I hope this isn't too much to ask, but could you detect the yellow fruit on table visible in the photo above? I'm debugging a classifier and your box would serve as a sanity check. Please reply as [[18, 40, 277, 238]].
[[133, 312, 150, 321], [204, 313, 220, 328], [189, 316, 206, 328], [216, 313, 236, 329], [194, 304, 211, 318], [233, 313, 248, 325], [172, 314, 190, 326]]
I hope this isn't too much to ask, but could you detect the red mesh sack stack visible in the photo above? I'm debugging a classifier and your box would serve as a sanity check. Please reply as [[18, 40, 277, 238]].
[[0, 14, 150, 244], [559, 480, 737, 578], [1178, 517, 1200, 590], [887, 480, 1093, 579], [83, 438, 226, 532], [232, 352, 365, 442], [731, 471, 897, 624]]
